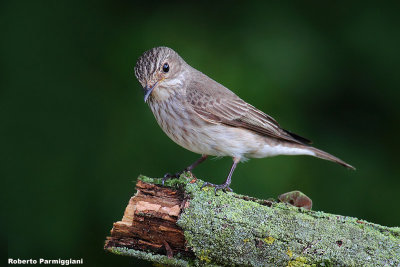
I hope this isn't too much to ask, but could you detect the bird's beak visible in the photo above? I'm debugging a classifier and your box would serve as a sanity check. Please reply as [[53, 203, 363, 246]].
[[143, 81, 158, 103]]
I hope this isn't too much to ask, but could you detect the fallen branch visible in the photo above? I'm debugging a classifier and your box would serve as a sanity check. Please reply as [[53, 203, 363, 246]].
[[104, 174, 400, 266]]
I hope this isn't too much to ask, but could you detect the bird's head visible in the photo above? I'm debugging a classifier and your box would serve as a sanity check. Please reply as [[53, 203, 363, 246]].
[[134, 47, 185, 103]]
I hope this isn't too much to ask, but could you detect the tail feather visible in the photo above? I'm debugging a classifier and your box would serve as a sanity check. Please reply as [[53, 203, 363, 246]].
[[308, 147, 355, 170]]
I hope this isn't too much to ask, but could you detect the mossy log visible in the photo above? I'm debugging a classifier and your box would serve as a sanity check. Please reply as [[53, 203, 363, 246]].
[[104, 173, 400, 266]]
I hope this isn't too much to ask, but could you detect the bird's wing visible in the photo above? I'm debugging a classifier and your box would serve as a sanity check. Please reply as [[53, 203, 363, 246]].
[[186, 82, 311, 145]]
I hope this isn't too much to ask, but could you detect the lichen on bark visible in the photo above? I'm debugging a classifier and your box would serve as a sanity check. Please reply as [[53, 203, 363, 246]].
[[177, 174, 400, 266], [107, 174, 400, 266]]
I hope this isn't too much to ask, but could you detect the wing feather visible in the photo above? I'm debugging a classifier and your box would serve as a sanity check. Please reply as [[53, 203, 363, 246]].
[[186, 81, 311, 145]]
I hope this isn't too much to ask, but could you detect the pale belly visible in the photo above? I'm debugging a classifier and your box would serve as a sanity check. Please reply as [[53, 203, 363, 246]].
[[148, 98, 314, 160]]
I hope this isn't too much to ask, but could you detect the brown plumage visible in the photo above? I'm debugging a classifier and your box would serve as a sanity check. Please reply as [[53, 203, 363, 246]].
[[186, 78, 309, 144], [134, 46, 354, 191]]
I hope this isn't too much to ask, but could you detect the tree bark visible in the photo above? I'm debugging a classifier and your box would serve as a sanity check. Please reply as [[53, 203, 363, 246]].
[[104, 174, 400, 266]]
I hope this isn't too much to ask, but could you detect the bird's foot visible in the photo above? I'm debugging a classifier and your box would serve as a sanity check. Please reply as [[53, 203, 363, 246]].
[[162, 170, 188, 185], [200, 182, 233, 194], [162, 172, 181, 185]]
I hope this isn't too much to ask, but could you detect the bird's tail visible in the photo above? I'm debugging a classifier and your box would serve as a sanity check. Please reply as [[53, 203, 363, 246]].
[[308, 147, 355, 170]]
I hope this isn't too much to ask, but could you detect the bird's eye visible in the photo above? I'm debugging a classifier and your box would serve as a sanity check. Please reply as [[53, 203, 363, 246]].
[[162, 63, 169, 73]]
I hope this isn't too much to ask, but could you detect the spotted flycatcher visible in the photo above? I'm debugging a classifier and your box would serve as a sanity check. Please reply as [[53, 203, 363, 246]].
[[134, 47, 354, 191]]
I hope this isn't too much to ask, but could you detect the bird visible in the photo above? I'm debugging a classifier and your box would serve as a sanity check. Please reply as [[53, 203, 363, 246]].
[[134, 46, 354, 192]]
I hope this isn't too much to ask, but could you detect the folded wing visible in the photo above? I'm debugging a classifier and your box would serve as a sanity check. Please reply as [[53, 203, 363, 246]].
[[186, 84, 311, 145]]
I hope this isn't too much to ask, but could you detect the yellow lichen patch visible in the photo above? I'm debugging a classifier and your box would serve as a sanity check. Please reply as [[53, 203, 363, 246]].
[[243, 238, 250, 243], [296, 257, 307, 263], [287, 257, 309, 267], [287, 248, 293, 258], [263, 236, 275, 244], [199, 250, 211, 263], [201, 186, 210, 192]]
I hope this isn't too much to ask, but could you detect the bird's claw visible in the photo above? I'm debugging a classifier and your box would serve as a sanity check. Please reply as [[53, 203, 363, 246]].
[[201, 182, 232, 194], [162, 171, 184, 185]]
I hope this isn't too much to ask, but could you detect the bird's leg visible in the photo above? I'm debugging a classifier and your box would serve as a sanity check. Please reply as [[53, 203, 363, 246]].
[[185, 154, 208, 172], [162, 155, 208, 185], [201, 157, 240, 193]]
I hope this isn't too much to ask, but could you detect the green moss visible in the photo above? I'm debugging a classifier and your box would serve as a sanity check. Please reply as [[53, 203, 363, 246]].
[[137, 175, 159, 184], [138, 173, 194, 188], [109, 247, 123, 255]]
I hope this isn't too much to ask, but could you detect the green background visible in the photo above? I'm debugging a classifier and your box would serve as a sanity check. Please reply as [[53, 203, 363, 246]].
[[3, 1, 399, 266]]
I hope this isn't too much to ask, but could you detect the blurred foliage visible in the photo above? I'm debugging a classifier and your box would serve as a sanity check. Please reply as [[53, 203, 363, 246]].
[[3, 1, 400, 266]]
